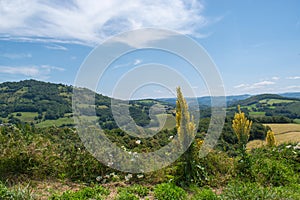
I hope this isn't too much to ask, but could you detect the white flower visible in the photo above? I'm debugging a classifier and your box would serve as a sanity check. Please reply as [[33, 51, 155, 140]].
[[125, 173, 133, 181], [137, 174, 144, 179], [96, 176, 102, 182], [136, 140, 141, 144]]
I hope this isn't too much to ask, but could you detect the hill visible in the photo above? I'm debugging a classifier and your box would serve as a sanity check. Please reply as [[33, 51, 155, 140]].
[[0, 80, 173, 129], [158, 94, 250, 107], [280, 92, 300, 99], [229, 94, 300, 123]]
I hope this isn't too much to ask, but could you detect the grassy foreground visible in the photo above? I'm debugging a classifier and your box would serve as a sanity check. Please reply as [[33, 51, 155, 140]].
[[0, 124, 299, 199]]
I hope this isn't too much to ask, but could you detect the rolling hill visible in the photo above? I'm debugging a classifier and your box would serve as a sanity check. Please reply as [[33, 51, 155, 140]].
[[1, 80, 299, 128], [0, 80, 174, 129]]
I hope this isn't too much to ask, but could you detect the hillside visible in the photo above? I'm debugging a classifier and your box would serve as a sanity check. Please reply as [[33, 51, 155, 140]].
[[229, 94, 300, 123], [0, 80, 173, 129], [1, 80, 299, 128]]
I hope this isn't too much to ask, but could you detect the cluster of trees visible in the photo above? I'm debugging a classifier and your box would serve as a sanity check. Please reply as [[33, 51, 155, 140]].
[[0, 80, 72, 120]]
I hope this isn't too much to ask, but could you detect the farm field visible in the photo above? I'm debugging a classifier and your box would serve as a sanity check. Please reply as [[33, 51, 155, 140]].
[[247, 123, 300, 149]]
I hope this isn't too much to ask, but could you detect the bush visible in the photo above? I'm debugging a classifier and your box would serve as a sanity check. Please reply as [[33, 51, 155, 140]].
[[251, 157, 296, 186], [220, 181, 300, 200], [50, 185, 110, 200], [0, 182, 34, 200], [154, 183, 187, 200], [118, 184, 149, 198], [249, 145, 299, 186], [191, 188, 219, 200], [115, 190, 139, 200]]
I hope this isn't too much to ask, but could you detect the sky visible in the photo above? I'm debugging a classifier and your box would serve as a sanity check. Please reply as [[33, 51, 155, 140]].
[[0, 0, 300, 99]]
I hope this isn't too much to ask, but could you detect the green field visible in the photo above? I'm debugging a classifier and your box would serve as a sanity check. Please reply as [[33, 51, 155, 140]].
[[35, 116, 98, 128], [259, 99, 295, 105], [13, 112, 38, 122], [249, 111, 265, 117], [294, 119, 300, 124], [156, 113, 176, 130]]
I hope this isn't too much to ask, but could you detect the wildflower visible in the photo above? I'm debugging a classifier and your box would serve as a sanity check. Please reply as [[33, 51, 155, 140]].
[[137, 174, 144, 179], [125, 174, 133, 181], [96, 176, 102, 182], [266, 130, 276, 147], [135, 140, 141, 144]]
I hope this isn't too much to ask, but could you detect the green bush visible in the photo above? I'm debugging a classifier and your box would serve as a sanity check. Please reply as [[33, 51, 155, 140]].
[[154, 183, 187, 200], [191, 188, 219, 200], [220, 181, 300, 200], [248, 145, 299, 186], [0, 182, 34, 200], [115, 190, 139, 200], [251, 158, 296, 186], [118, 184, 149, 198], [50, 185, 109, 200]]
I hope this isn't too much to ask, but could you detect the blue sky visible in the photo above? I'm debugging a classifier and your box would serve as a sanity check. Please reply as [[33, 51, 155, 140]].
[[0, 0, 299, 99]]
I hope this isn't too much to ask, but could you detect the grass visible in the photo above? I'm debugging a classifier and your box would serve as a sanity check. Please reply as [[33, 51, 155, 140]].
[[247, 123, 300, 149], [274, 132, 300, 144], [13, 112, 38, 122], [156, 113, 176, 130], [259, 99, 295, 105], [249, 111, 265, 117], [35, 116, 99, 128], [294, 119, 300, 124], [263, 123, 300, 134], [35, 117, 74, 128]]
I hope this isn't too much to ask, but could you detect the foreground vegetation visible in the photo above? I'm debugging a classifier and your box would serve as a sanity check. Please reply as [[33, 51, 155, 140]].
[[0, 109, 299, 199], [1, 82, 299, 199], [0, 123, 299, 199]]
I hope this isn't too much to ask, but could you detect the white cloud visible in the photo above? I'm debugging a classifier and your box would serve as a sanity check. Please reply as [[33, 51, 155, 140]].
[[286, 85, 300, 90], [1, 53, 32, 59], [287, 76, 300, 80], [253, 81, 275, 87], [0, 66, 40, 76], [0, 65, 65, 78], [271, 76, 280, 80], [234, 81, 275, 91], [133, 59, 142, 65], [234, 83, 248, 89], [0, 0, 209, 46], [45, 44, 68, 51]]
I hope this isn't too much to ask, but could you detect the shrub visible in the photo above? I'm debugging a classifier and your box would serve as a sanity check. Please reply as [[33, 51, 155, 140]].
[[251, 157, 297, 186], [115, 190, 139, 200], [220, 181, 300, 200], [191, 188, 219, 200], [0, 182, 34, 200], [50, 185, 109, 200], [118, 184, 149, 198], [154, 183, 187, 200]]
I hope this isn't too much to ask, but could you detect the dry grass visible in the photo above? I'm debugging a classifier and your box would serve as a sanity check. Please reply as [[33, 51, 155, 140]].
[[263, 123, 300, 134], [247, 123, 300, 149]]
